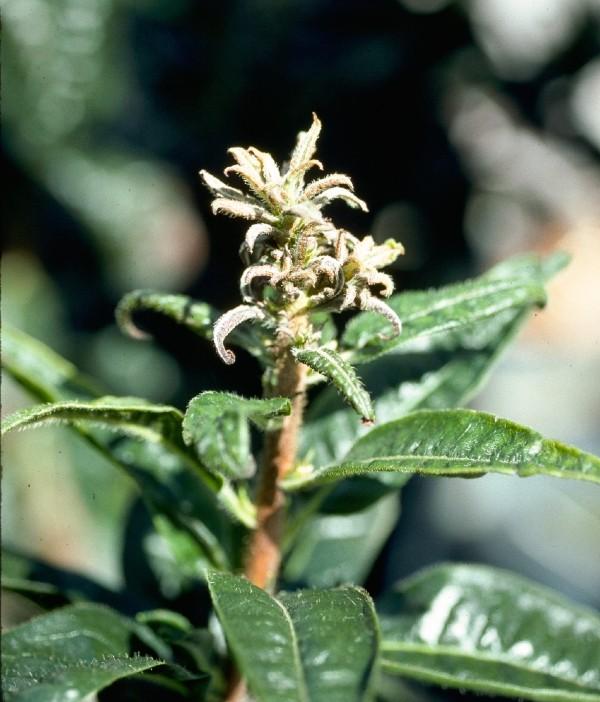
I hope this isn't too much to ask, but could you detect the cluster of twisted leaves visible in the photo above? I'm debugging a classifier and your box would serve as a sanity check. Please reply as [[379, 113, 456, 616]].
[[2, 118, 600, 702]]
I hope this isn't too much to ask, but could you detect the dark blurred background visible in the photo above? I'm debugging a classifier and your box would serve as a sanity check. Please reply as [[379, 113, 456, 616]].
[[3, 0, 600, 635]]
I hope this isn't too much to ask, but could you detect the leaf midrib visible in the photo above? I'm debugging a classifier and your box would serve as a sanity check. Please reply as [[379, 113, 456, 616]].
[[398, 279, 543, 323], [380, 641, 600, 691], [381, 659, 600, 702], [272, 597, 311, 702]]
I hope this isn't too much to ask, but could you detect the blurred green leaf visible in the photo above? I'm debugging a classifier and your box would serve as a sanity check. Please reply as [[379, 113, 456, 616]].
[[2, 325, 101, 401], [183, 392, 291, 480], [1, 603, 162, 702], [1, 547, 131, 613], [284, 493, 399, 588], [379, 563, 600, 702], [207, 571, 380, 702], [2, 326, 234, 578]]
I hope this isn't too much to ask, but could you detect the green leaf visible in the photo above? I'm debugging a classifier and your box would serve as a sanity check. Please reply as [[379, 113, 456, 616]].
[[283, 493, 399, 588], [1, 547, 132, 612], [379, 564, 600, 702], [341, 253, 562, 363], [1, 603, 161, 702], [116, 289, 214, 339], [286, 409, 600, 489], [301, 310, 526, 471], [292, 347, 374, 422], [207, 571, 379, 702], [2, 325, 101, 402], [183, 392, 291, 480], [2, 396, 185, 448], [286, 307, 530, 588], [1, 327, 236, 576], [301, 251, 569, 474], [116, 289, 265, 360]]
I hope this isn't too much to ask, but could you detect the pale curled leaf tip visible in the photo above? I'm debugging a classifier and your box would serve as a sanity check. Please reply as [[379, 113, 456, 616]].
[[290, 113, 322, 172], [244, 223, 277, 255], [312, 187, 369, 212], [199, 169, 246, 201], [303, 173, 354, 197], [213, 305, 265, 365], [362, 296, 402, 339]]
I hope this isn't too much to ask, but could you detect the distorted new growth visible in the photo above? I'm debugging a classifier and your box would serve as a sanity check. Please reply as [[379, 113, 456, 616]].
[[201, 114, 404, 407]]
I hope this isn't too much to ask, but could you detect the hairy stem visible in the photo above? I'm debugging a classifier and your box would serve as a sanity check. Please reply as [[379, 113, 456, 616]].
[[245, 348, 307, 589], [225, 339, 307, 702]]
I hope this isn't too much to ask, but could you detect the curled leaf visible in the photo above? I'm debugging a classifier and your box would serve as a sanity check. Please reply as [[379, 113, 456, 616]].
[[199, 169, 247, 201], [213, 305, 265, 365], [243, 223, 279, 256], [240, 264, 280, 302], [292, 346, 375, 423], [312, 186, 368, 212], [247, 146, 281, 183], [303, 173, 355, 200], [288, 112, 322, 174], [116, 290, 214, 341], [360, 295, 402, 339], [211, 198, 275, 223]]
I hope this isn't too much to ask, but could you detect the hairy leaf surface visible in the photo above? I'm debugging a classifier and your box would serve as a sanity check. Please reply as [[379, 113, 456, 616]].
[[379, 564, 600, 702], [287, 311, 529, 587], [287, 409, 600, 489], [302, 310, 527, 470], [293, 347, 374, 422], [1, 603, 161, 701], [183, 392, 291, 480], [207, 571, 379, 702], [116, 289, 214, 339], [116, 289, 264, 360], [341, 254, 565, 363], [2, 396, 185, 449]]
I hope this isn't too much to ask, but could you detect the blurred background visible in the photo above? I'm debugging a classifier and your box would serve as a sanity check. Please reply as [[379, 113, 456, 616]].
[[3, 0, 600, 640]]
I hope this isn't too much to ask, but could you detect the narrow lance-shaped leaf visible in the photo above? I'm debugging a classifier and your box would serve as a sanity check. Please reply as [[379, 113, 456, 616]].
[[183, 392, 291, 480], [1, 603, 162, 702], [379, 564, 600, 702], [207, 571, 379, 702], [292, 347, 374, 423], [2, 396, 186, 450], [285, 409, 600, 489], [285, 307, 538, 587], [302, 308, 530, 470], [284, 254, 567, 588], [283, 493, 400, 589], [2, 325, 101, 402], [342, 253, 563, 363], [285, 335, 520, 586]]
